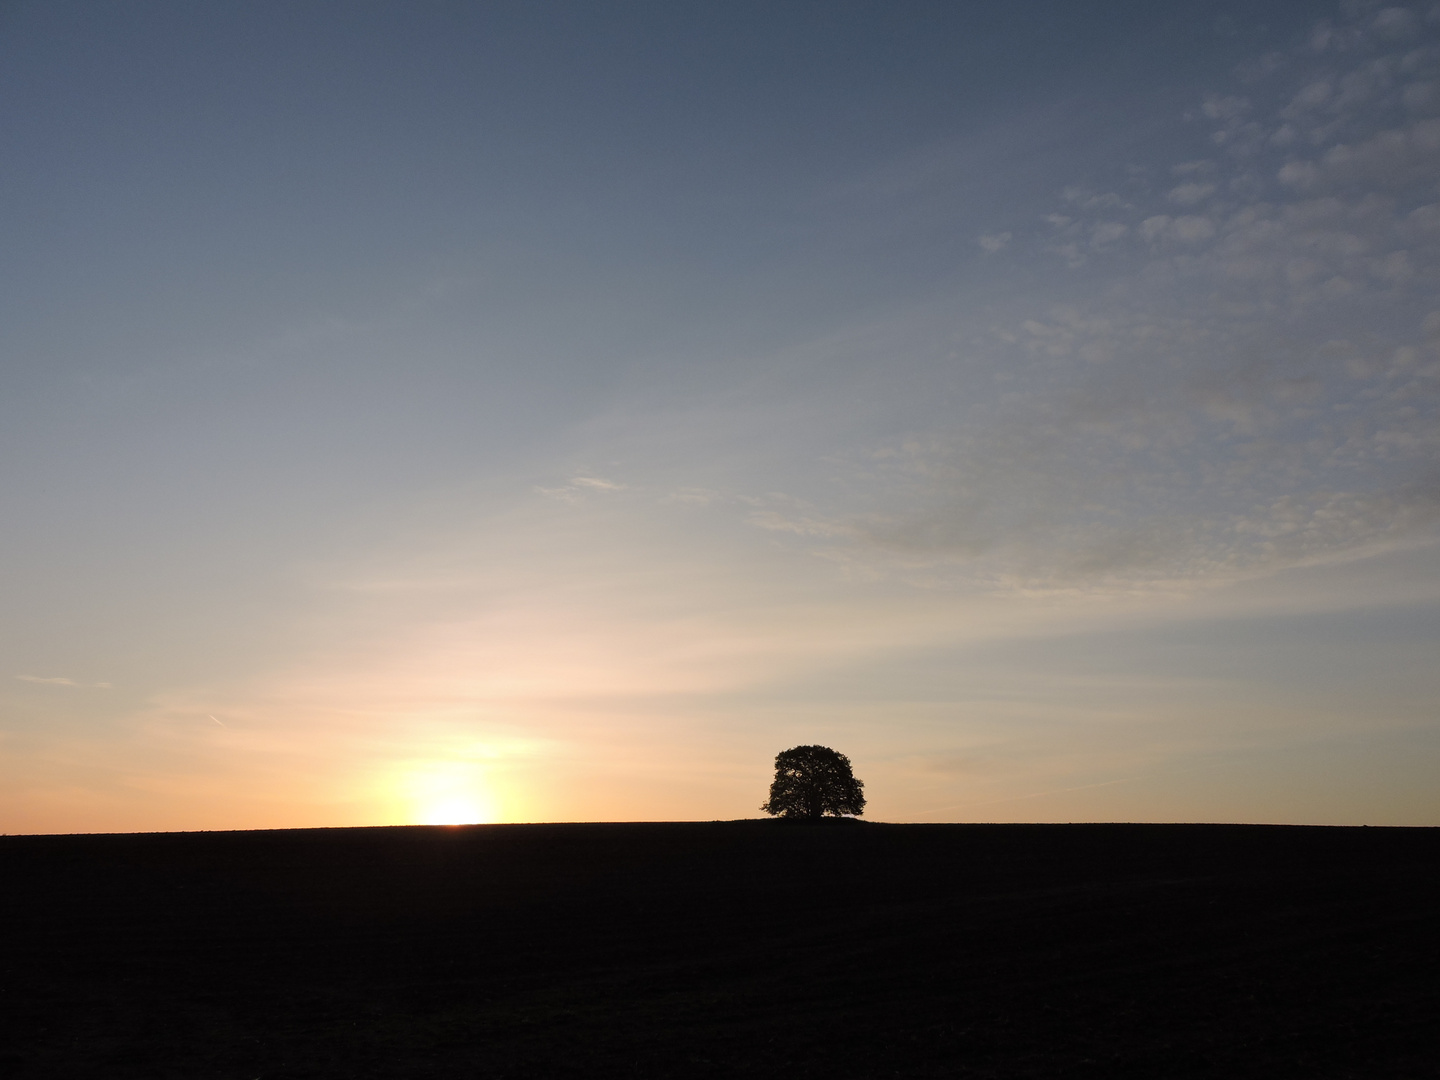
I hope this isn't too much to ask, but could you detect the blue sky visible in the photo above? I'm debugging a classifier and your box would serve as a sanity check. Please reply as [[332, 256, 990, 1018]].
[[2, 0, 1437, 831]]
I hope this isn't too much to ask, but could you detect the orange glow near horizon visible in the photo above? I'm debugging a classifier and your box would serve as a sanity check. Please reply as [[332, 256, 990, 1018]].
[[395, 761, 500, 826]]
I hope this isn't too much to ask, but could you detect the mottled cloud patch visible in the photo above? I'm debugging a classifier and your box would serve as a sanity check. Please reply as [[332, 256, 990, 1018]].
[[735, 4, 1440, 595]]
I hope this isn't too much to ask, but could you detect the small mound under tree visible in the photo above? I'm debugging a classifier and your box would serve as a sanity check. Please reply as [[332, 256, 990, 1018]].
[[761, 745, 866, 818]]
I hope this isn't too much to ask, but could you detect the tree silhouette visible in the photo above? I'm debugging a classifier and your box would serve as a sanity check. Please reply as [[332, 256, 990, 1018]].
[[761, 745, 865, 818]]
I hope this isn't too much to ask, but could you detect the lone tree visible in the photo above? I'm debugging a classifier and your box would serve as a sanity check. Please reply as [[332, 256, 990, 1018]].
[[761, 745, 866, 818]]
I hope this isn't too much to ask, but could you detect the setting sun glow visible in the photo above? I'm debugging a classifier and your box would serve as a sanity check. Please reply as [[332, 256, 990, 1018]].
[[401, 763, 498, 826]]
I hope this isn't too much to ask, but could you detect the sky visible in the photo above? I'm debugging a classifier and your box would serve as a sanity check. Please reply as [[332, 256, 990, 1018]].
[[2, 0, 1438, 833]]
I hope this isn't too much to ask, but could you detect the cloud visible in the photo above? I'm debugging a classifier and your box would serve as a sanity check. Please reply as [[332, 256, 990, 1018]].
[[748, 508, 856, 539], [977, 232, 1012, 253], [1202, 95, 1251, 120], [726, 5, 1440, 595], [1090, 222, 1130, 246], [1167, 182, 1216, 205], [1373, 6, 1420, 39], [535, 475, 627, 501], [1139, 214, 1216, 242], [16, 675, 78, 686], [665, 487, 722, 505]]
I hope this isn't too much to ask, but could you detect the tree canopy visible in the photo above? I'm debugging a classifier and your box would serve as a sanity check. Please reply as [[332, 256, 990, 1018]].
[[761, 745, 865, 818]]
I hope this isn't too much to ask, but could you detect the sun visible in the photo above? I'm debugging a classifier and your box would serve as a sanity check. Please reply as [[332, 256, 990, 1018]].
[[418, 793, 493, 826], [400, 762, 499, 825]]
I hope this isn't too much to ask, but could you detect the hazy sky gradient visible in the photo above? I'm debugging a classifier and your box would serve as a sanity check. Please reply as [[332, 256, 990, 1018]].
[[3, 0, 1438, 832]]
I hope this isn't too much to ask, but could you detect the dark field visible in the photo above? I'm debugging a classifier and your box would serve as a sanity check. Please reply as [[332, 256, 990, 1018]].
[[1, 821, 1436, 1078]]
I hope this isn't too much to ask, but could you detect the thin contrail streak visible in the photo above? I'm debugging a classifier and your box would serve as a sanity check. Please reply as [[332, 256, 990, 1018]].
[[209, 714, 226, 727]]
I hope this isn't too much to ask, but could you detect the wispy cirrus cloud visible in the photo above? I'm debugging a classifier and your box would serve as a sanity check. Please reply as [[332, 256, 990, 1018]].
[[535, 476, 628, 502]]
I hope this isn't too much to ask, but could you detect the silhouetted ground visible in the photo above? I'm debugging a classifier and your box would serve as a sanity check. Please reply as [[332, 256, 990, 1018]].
[[1, 821, 1436, 1078]]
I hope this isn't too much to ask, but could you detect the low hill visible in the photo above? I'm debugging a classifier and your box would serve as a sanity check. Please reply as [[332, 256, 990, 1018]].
[[1, 821, 1435, 1078]]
